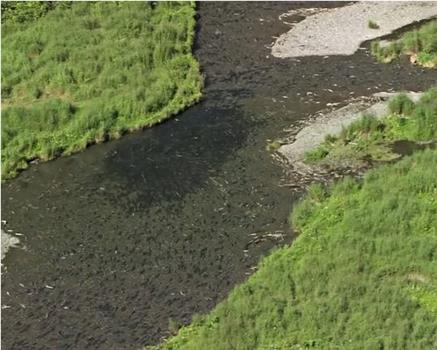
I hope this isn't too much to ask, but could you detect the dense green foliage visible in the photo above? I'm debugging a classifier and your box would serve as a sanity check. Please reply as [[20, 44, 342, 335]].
[[1, 1, 202, 179], [304, 88, 437, 165], [148, 149, 437, 349], [1, 1, 56, 23], [371, 20, 437, 67]]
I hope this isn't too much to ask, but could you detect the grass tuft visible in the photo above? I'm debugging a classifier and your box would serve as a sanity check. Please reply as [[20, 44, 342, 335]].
[[368, 20, 380, 30]]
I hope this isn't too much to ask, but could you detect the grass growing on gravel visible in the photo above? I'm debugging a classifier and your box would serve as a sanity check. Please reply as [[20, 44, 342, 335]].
[[1, 1, 202, 179], [371, 20, 437, 68], [368, 20, 379, 30], [304, 88, 437, 166], [147, 149, 437, 350]]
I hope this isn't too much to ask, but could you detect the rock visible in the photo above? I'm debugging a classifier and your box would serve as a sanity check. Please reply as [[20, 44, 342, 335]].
[[1, 230, 20, 261], [410, 54, 418, 65]]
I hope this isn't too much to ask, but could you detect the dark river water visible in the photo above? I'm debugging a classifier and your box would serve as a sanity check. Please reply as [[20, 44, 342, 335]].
[[2, 3, 437, 349]]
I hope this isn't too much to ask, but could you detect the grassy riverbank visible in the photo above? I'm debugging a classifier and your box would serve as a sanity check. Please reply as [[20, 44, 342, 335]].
[[371, 20, 437, 68], [148, 148, 437, 349], [1, 2, 202, 179], [304, 88, 437, 166]]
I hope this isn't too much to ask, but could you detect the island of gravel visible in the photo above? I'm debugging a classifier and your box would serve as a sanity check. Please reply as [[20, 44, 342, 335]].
[[272, 2, 437, 58], [278, 92, 423, 176]]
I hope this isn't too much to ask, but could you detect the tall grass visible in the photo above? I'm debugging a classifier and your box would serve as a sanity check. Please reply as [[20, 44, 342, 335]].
[[1, 2, 202, 179], [371, 20, 437, 68], [304, 88, 437, 164], [147, 149, 437, 349]]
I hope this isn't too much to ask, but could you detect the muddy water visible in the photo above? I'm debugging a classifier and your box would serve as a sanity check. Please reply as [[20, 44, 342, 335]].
[[2, 3, 437, 350]]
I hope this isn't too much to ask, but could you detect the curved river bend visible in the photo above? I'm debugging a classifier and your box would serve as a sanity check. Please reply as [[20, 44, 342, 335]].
[[2, 3, 437, 349]]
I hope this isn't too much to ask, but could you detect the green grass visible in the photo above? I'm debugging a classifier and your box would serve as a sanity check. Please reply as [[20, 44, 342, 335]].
[[368, 20, 380, 30], [371, 20, 437, 67], [1, 1, 56, 23], [1, 2, 202, 179], [147, 149, 437, 350], [304, 88, 437, 166]]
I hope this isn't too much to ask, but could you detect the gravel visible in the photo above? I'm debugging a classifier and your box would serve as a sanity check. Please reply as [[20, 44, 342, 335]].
[[272, 2, 437, 58], [278, 92, 423, 171]]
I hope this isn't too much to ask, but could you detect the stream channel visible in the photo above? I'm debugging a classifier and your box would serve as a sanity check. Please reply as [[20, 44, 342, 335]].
[[2, 3, 437, 349]]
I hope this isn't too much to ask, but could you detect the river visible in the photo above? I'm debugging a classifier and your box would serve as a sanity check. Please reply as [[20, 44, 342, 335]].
[[2, 3, 437, 349]]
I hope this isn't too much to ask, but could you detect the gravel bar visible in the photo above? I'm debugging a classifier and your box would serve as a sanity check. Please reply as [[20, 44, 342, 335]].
[[272, 2, 437, 58]]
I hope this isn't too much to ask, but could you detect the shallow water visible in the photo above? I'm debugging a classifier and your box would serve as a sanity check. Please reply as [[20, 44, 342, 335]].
[[2, 3, 437, 349]]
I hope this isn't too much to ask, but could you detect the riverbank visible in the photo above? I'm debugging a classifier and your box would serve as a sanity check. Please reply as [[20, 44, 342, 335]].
[[148, 148, 437, 349], [3, 3, 437, 349], [1, 2, 202, 179], [300, 88, 437, 171], [142, 92, 437, 350], [272, 2, 437, 58], [277, 90, 434, 176], [371, 19, 437, 68]]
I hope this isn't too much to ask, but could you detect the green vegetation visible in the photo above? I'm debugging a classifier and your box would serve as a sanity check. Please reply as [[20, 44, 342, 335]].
[[371, 20, 437, 67], [147, 148, 437, 350], [1, 2, 202, 179], [304, 88, 437, 166], [1, 1, 57, 23], [368, 20, 380, 30], [1, 1, 54, 23]]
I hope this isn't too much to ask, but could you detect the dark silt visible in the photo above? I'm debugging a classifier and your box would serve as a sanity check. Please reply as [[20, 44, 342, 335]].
[[2, 3, 437, 350]]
